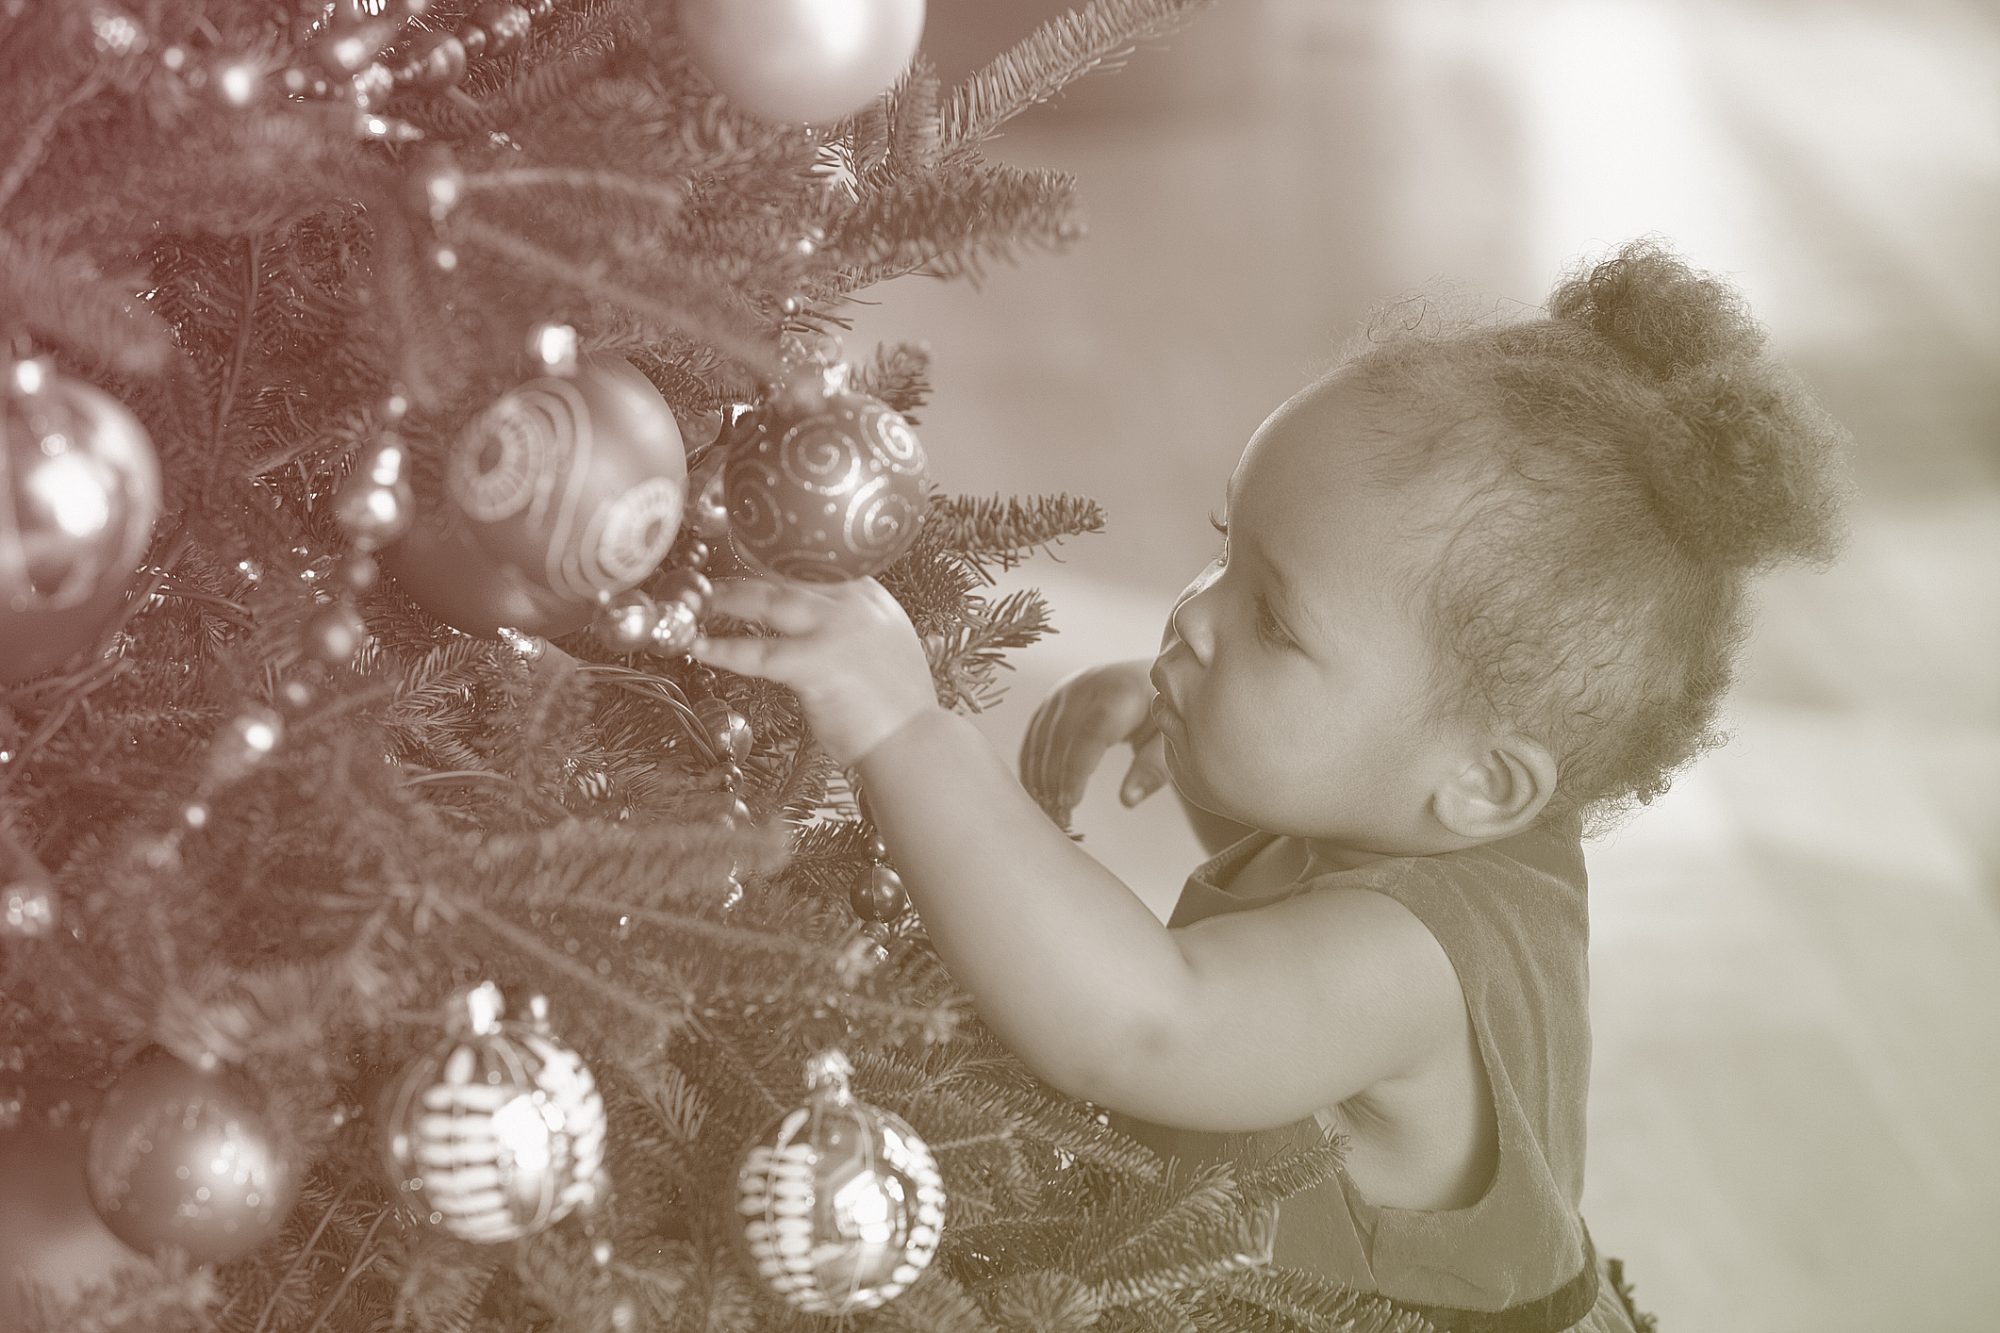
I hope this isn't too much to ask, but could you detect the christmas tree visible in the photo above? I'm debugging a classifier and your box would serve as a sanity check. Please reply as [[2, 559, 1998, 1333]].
[[1, 2, 1428, 1330]]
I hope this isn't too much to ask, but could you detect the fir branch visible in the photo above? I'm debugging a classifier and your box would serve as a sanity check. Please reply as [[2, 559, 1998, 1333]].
[[0, 229, 172, 374], [459, 165, 686, 216], [451, 213, 775, 374], [830, 160, 1083, 290], [926, 494, 1109, 575], [848, 340, 934, 422], [941, 0, 1217, 152]]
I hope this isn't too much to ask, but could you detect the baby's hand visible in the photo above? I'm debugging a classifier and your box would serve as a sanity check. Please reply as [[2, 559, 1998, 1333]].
[[690, 577, 938, 767], [1019, 658, 1170, 817]]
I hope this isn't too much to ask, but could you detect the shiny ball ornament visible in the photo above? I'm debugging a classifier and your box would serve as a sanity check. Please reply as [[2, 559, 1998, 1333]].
[[379, 982, 606, 1244], [849, 862, 908, 923], [393, 30, 468, 91], [647, 597, 699, 655], [693, 696, 752, 764], [83, 1052, 299, 1262], [735, 1050, 945, 1315], [1, 366, 163, 684], [466, 2, 533, 58], [305, 600, 369, 664], [652, 566, 713, 617], [592, 589, 659, 652], [680, 0, 925, 125], [383, 514, 593, 638], [2, 880, 57, 939], [724, 378, 928, 583], [444, 354, 686, 614], [334, 438, 416, 549]]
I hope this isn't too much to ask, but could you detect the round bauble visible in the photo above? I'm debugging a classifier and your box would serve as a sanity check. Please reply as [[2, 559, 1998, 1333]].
[[378, 983, 605, 1244], [680, 0, 925, 125], [83, 1052, 299, 1263], [735, 1050, 944, 1315], [0, 1098, 142, 1323], [1, 368, 163, 684], [443, 354, 685, 610], [724, 387, 928, 582], [849, 862, 908, 923], [381, 512, 595, 638]]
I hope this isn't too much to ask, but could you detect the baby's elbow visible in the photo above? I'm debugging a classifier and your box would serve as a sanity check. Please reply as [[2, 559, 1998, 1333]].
[[1043, 1010, 1182, 1114]]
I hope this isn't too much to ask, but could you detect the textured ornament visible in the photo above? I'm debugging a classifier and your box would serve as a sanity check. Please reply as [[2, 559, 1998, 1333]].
[[382, 514, 592, 637], [445, 354, 685, 610], [83, 1052, 299, 1263], [1, 363, 163, 684], [724, 374, 928, 583], [680, 0, 925, 124], [464, 2, 533, 59], [692, 696, 752, 764], [379, 982, 606, 1243], [647, 598, 699, 655], [735, 1049, 944, 1315], [849, 862, 907, 923], [393, 29, 467, 91]]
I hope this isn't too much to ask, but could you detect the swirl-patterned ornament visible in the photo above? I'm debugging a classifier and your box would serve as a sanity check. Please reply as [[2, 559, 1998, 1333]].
[[724, 389, 928, 583], [446, 354, 685, 606]]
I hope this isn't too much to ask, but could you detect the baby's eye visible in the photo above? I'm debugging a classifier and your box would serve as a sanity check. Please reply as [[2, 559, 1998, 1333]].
[[1253, 596, 1291, 647]]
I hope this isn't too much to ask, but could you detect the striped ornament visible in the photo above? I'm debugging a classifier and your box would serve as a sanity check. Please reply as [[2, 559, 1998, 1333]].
[[735, 1053, 946, 1314], [379, 984, 606, 1243]]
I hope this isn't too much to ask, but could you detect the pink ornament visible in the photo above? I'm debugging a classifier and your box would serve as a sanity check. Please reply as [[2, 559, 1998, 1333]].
[[1, 366, 162, 684], [680, 0, 926, 124]]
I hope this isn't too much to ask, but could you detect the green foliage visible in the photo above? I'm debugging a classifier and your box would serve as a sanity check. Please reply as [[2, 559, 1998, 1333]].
[[0, 2, 1411, 1332]]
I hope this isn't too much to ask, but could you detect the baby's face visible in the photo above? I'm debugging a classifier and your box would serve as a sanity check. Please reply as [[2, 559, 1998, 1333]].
[[1149, 374, 1470, 856]]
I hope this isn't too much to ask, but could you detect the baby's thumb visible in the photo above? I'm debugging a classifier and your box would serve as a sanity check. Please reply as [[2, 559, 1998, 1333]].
[[1119, 738, 1170, 807]]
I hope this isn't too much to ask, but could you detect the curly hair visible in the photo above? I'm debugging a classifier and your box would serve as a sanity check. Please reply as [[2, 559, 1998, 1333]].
[[1342, 240, 1850, 829]]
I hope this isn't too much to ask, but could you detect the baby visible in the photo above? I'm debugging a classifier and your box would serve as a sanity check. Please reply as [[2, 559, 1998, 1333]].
[[691, 241, 1847, 1330]]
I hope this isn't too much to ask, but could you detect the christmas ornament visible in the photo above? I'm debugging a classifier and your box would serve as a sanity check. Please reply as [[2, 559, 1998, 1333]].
[[444, 353, 686, 611], [651, 566, 713, 618], [83, 1052, 299, 1263], [392, 29, 467, 91], [1, 827, 56, 940], [692, 696, 751, 764], [724, 367, 928, 583], [849, 862, 907, 924], [1, 361, 163, 684], [335, 435, 417, 550], [383, 516, 592, 637], [735, 1049, 944, 1314], [0, 1099, 141, 1325], [680, 0, 926, 125], [207, 705, 284, 783], [592, 588, 659, 652], [379, 982, 606, 1243], [305, 599, 369, 663], [647, 598, 699, 655]]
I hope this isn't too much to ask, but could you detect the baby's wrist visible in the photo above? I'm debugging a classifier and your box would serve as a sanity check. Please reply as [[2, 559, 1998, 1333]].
[[849, 702, 952, 772]]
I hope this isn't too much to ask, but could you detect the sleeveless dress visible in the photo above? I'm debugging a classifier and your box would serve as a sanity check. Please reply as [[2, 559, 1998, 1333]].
[[1105, 820, 1649, 1333]]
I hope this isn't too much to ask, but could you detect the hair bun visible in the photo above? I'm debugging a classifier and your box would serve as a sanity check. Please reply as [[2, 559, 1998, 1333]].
[[1549, 240, 1763, 380], [1549, 241, 1848, 570]]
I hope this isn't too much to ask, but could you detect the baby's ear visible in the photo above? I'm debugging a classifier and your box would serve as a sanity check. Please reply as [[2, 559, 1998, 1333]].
[[1432, 733, 1557, 842]]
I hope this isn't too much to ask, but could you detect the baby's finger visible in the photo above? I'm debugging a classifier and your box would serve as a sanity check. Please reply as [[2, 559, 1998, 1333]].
[[1120, 729, 1170, 806], [688, 628, 807, 683], [1049, 715, 1110, 810], [704, 578, 827, 636]]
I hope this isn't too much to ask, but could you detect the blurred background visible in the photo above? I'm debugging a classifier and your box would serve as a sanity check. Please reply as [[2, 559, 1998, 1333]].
[[850, 1, 2000, 1330]]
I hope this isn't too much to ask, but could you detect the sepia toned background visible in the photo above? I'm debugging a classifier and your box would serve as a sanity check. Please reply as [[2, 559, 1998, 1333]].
[[850, 2, 2000, 1330]]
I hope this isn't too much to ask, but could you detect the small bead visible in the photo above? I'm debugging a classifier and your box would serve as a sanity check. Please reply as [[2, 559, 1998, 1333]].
[[867, 832, 889, 859], [647, 599, 699, 655], [653, 567, 713, 616], [849, 863, 908, 923], [673, 537, 710, 569], [593, 590, 658, 652], [455, 23, 487, 60], [471, 2, 533, 57], [394, 31, 466, 92]]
